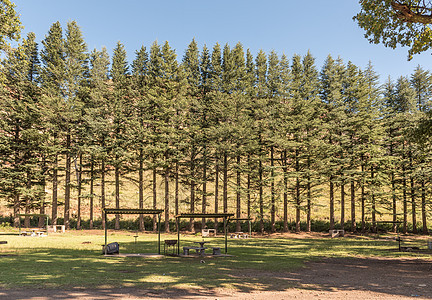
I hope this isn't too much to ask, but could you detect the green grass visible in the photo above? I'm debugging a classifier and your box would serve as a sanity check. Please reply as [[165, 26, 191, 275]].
[[0, 231, 431, 292]]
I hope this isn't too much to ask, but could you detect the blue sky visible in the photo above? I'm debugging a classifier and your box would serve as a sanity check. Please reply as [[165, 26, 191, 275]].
[[12, 0, 432, 82]]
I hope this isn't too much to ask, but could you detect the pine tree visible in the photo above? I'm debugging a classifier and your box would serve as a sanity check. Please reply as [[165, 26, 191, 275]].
[[254, 49, 267, 233], [210, 43, 223, 230], [39, 21, 65, 226], [58, 21, 89, 229], [182, 39, 201, 231], [0, 33, 45, 228], [63, 20, 88, 230], [393, 76, 416, 233], [110, 41, 130, 230], [320, 55, 346, 231], [84, 47, 110, 229], [131, 45, 149, 231]]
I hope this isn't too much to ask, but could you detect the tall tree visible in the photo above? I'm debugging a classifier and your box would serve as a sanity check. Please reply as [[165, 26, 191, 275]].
[[84, 47, 110, 229], [131, 45, 149, 231], [39, 21, 65, 226], [110, 41, 130, 230], [0, 33, 45, 228], [62, 20, 88, 229], [320, 55, 345, 231]]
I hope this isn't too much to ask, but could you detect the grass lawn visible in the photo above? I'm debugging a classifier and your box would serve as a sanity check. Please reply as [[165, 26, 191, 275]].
[[0, 230, 431, 292]]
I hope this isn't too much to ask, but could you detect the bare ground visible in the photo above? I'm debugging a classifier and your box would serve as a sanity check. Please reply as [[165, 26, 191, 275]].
[[1, 256, 431, 299]]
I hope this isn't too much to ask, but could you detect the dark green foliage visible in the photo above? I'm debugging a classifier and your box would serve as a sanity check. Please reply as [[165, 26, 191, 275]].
[[2, 20, 432, 235]]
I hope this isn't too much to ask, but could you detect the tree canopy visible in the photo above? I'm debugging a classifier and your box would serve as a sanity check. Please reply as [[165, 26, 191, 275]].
[[354, 0, 432, 60]]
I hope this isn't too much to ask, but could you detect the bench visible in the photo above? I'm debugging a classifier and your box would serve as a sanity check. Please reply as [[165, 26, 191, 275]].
[[212, 247, 221, 255], [329, 229, 345, 238], [183, 246, 206, 255], [47, 225, 65, 233]]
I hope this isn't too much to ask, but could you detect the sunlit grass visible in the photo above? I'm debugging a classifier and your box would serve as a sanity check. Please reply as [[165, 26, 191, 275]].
[[0, 231, 430, 291]]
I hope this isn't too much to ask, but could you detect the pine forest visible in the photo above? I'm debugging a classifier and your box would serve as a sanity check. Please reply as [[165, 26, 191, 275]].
[[2, 20, 432, 235]]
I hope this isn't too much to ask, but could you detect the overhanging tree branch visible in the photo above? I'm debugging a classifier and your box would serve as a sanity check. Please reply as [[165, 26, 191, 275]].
[[392, 1, 432, 24]]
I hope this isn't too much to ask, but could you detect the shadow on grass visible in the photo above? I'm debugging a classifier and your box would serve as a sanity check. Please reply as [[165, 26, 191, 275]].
[[0, 236, 431, 299]]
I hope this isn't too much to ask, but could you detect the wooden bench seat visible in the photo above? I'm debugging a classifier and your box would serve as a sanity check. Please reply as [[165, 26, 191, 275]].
[[183, 246, 207, 255]]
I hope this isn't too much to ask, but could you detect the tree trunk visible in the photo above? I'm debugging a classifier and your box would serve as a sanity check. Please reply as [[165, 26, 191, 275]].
[[139, 150, 144, 231], [223, 153, 228, 214], [202, 149, 207, 228], [390, 139, 397, 232], [307, 176, 311, 232], [295, 150, 301, 232], [340, 183, 345, 230], [270, 147, 275, 233], [236, 155, 241, 232], [175, 162, 179, 216], [64, 133, 71, 229], [411, 176, 417, 234], [283, 151, 288, 232], [38, 158, 47, 228], [89, 159, 94, 229], [175, 162, 179, 231], [13, 194, 20, 228], [421, 178, 428, 234], [115, 162, 120, 230], [371, 166, 376, 233], [329, 176, 334, 231], [361, 163, 366, 232], [52, 153, 58, 226], [259, 159, 264, 234], [214, 157, 219, 232], [24, 171, 31, 228], [13, 125, 20, 228], [164, 163, 170, 233], [391, 172, 397, 233], [351, 174, 356, 232], [247, 155, 251, 223], [402, 161, 407, 234], [190, 152, 195, 232], [76, 154, 82, 230], [152, 166, 157, 232], [101, 160, 106, 229]]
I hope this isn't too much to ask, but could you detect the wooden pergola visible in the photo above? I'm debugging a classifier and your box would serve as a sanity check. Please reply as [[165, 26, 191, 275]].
[[175, 213, 234, 255], [103, 208, 164, 255]]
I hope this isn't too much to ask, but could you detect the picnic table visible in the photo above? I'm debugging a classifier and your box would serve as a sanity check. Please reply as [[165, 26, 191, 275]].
[[182, 241, 221, 256], [20, 228, 47, 237], [230, 232, 249, 238]]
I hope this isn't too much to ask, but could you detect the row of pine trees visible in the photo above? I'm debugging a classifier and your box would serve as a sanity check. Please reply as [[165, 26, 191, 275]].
[[1, 21, 431, 234]]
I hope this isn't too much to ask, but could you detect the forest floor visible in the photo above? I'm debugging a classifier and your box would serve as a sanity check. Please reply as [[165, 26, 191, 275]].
[[1, 232, 431, 299]]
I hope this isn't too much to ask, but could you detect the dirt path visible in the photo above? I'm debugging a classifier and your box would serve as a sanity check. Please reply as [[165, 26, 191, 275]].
[[1, 257, 431, 299]]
